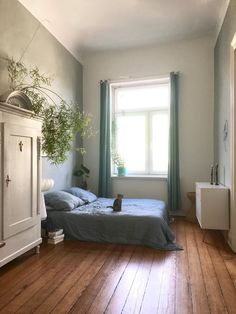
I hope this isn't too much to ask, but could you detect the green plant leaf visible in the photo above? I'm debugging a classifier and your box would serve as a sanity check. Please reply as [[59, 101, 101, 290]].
[[6, 58, 95, 164]]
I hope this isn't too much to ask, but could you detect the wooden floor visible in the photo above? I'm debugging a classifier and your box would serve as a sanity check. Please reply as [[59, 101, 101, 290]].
[[0, 219, 236, 314]]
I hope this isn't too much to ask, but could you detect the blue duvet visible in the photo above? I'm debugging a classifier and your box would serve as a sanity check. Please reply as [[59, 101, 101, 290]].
[[47, 198, 182, 250]]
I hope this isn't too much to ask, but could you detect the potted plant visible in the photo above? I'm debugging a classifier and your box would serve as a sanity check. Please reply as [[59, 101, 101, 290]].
[[3, 58, 93, 164], [112, 151, 126, 176], [74, 164, 90, 190]]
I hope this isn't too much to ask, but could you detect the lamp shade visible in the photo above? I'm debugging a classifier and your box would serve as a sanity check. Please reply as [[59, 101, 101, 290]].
[[41, 179, 55, 220]]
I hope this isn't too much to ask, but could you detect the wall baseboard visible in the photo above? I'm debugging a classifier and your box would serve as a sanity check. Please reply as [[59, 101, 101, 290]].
[[227, 235, 236, 253], [169, 210, 186, 217]]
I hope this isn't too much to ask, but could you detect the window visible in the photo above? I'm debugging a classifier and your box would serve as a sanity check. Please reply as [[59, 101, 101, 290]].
[[111, 78, 170, 176]]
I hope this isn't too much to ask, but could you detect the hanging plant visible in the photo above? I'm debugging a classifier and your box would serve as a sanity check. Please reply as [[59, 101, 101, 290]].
[[5, 58, 94, 164], [73, 164, 90, 190]]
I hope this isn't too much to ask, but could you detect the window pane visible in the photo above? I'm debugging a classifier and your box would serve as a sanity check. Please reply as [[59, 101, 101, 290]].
[[116, 84, 169, 111], [115, 115, 146, 173], [152, 112, 169, 174]]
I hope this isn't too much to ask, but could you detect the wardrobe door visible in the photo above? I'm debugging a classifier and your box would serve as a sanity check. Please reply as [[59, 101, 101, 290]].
[[3, 123, 40, 239]]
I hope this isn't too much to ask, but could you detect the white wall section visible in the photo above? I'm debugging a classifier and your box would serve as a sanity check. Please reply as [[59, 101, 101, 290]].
[[83, 37, 214, 211]]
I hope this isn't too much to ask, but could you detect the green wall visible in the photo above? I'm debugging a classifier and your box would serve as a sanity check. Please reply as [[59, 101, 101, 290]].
[[0, 0, 83, 190], [214, 0, 236, 186]]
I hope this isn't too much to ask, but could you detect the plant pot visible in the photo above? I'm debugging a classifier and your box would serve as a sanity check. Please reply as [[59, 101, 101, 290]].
[[6, 90, 32, 110], [117, 166, 126, 176]]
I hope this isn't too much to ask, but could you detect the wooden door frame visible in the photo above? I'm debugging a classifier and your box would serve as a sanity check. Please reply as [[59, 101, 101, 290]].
[[230, 32, 236, 251]]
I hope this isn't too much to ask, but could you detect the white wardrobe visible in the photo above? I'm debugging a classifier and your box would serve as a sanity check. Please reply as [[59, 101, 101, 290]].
[[0, 102, 42, 267]]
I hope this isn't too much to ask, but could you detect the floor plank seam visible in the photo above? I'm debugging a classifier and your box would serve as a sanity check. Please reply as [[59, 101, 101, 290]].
[[0, 250, 70, 311], [138, 249, 155, 314], [64, 245, 117, 313], [184, 221, 194, 314], [120, 247, 148, 314], [104, 246, 138, 313], [155, 252, 168, 314], [205, 232, 230, 313], [69, 244, 126, 313], [26, 250, 93, 313], [219, 243, 236, 292], [194, 226, 223, 314], [1, 221, 236, 314]]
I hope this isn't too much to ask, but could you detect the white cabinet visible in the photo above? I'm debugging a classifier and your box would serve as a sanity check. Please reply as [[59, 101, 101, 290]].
[[0, 103, 42, 267], [196, 182, 229, 230]]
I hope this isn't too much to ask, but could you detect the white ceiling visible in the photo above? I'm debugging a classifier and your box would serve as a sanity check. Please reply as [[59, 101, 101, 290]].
[[18, 0, 229, 62]]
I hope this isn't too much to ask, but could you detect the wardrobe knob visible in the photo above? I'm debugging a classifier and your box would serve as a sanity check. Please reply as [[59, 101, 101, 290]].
[[6, 175, 12, 187]]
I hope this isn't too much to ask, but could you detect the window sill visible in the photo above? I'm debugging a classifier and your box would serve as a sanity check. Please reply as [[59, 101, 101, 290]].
[[111, 175, 167, 181]]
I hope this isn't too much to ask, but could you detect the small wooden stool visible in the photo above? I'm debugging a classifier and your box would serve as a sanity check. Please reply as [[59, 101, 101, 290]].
[[186, 192, 197, 223]]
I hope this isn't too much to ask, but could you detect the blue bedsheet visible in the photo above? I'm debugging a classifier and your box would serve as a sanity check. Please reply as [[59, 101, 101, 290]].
[[47, 198, 182, 250]]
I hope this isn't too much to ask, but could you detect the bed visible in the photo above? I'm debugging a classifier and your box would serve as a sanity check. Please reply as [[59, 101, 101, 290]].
[[44, 188, 181, 251]]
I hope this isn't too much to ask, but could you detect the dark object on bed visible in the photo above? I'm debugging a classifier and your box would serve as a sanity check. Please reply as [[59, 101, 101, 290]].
[[112, 193, 123, 212], [44, 188, 182, 251]]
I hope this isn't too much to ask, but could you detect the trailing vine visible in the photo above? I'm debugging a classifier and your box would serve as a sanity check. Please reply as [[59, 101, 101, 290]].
[[6, 58, 93, 164]]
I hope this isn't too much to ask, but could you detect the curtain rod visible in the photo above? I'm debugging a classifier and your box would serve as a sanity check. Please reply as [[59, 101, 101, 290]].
[[100, 72, 180, 84]]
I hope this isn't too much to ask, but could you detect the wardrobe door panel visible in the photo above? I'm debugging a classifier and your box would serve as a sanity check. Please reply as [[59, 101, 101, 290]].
[[3, 123, 39, 239]]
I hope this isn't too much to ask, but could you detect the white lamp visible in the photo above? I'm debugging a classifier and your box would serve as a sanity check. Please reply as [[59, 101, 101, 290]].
[[40, 179, 55, 220]]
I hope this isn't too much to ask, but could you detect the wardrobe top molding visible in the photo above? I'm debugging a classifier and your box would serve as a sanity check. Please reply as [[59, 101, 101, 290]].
[[0, 102, 42, 121]]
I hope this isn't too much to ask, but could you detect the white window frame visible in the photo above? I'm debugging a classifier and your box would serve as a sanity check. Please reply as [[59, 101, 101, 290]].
[[111, 77, 170, 176]]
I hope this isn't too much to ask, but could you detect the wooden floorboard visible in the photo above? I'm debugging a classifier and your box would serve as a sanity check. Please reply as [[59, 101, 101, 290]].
[[105, 246, 145, 314], [58, 244, 125, 313], [121, 248, 154, 314], [156, 223, 177, 314], [175, 219, 193, 314], [186, 222, 210, 314], [46, 244, 115, 313], [205, 231, 236, 313], [194, 224, 228, 313], [139, 250, 166, 314], [0, 219, 236, 314], [17, 248, 96, 313]]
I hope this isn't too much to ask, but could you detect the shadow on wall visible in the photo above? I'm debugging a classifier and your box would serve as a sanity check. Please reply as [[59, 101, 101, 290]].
[[0, 0, 83, 192], [42, 155, 76, 191], [42, 135, 83, 191], [0, 55, 10, 96]]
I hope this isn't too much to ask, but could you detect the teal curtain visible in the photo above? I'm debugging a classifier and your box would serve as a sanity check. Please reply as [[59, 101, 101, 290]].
[[168, 72, 180, 211], [98, 80, 111, 197]]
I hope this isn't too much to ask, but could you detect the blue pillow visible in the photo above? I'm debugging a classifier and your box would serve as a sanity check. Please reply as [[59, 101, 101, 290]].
[[44, 191, 84, 211], [64, 187, 97, 203]]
